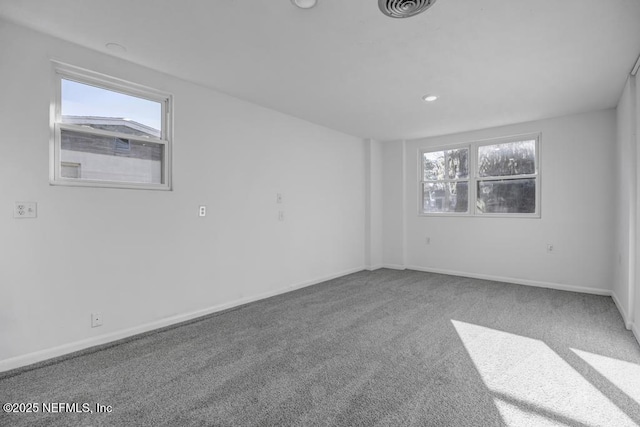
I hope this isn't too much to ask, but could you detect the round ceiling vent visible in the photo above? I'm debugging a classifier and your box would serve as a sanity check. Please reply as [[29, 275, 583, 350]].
[[291, 0, 317, 9], [378, 0, 437, 18]]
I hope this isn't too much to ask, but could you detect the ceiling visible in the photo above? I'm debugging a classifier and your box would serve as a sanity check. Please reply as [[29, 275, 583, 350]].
[[1, 0, 640, 141]]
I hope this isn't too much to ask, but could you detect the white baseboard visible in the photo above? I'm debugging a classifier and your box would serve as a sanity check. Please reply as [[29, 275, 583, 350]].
[[381, 264, 406, 270], [611, 292, 632, 329], [405, 265, 612, 296], [632, 323, 639, 346], [366, 264, 406, 271], [0, 266, 365, 374]]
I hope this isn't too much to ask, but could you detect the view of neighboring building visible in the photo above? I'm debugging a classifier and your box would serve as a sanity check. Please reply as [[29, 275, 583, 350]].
[[60, 116, 163, 184]]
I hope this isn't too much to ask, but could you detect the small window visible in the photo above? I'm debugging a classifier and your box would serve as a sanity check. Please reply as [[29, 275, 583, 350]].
[[114, 138, 131, 153], [51, 63, 172, 190], [420, 134, 540, 217]]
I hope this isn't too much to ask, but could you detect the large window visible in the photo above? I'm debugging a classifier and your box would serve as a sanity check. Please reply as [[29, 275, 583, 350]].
[[420, 134, 540, 217], [51, 63, 172, 190]]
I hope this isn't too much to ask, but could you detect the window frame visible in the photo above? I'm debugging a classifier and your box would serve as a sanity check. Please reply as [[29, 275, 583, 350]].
[[418, 142, 471, 216], [50, 62, 173, 190], [419, 133, 541, 218]]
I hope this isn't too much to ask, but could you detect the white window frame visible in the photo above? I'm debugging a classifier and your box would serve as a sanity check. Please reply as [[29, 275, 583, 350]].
[[419, 133, 541, 218], [50, 62, 173, 190], [419, 143, 471, 216]]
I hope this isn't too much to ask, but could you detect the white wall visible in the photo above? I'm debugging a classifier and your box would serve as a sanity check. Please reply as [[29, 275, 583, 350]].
[[613, 72, 640, 342], [0, 21, 366, 370], [614, 76, 636, 328], [385, 110, 617, 294], [382, 141, 405, 268], [365, 139, 383, 269], [636, 73, 640, 340]]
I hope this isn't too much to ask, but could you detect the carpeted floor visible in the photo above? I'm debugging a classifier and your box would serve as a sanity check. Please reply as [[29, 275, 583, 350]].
[[1, 269, 639, 426]]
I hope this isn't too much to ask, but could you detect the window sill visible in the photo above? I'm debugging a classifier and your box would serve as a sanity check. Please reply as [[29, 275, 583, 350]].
[[49, 178, 171, 191], [418, 212, 541, 219]]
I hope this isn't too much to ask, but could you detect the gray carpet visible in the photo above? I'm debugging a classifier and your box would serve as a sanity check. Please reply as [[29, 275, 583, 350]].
[[1, 269, 639, 426]]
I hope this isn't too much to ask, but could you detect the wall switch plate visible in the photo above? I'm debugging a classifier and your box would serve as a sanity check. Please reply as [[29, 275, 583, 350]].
[[199, 206, 206, 217], [91, 313, 103, 328], [14, 202, 37, 218], [276, 193, 283, 204]]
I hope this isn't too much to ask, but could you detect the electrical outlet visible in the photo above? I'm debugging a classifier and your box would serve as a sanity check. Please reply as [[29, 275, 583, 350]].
[[546, 244, 554, 253], [91, 313, 103, 328], [199, 206, 206, 217], [276, 193, 283, 204], [14, 202, 37, 218]]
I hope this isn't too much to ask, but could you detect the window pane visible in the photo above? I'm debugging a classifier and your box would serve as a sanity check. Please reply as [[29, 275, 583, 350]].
[[477, 178, 536, 214], [423, 181, 468, 213], [423, 148, 469, 180], [478, 140, 535, 177], [61, 129, 164, 184], [61, 79, 162, 138]]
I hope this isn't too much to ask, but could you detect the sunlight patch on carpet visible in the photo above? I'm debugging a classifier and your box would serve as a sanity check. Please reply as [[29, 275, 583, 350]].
[[451, 320, 636, 427], [571, 348, 640, 404], [493, 397, 573, 427]]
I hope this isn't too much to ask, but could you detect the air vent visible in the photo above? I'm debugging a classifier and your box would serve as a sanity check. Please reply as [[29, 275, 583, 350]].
[[378, 0, 437, 18]]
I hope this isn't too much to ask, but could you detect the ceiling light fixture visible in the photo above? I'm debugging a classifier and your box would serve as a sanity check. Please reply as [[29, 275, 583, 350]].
[[422, 94, 438, 102], [105, 42, 127, 54], [379, 0, 437, 19], [291, 0, 317, 9]]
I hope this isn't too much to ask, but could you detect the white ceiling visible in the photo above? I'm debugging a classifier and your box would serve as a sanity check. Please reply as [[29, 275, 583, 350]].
[[2, 0, 640, 141]]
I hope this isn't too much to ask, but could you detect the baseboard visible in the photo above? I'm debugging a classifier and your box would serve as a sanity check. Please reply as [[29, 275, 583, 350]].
[[0, 266, 365, 374], [611, 292, 632, 329], [405, 265, 612, 296], [632, 323, 640, 346], [366, 264, 406, 271], [381, 264, 406, 270]]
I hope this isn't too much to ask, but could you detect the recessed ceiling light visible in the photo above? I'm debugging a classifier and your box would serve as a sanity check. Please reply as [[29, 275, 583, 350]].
[[291, 0, 317, 9], [422, 94, 438, 102], [105, 43, 127, 54]]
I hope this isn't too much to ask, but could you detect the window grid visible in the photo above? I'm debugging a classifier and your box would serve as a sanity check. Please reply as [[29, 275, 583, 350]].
[[50, 62, 172, 191], [419, 134, 540, 218]]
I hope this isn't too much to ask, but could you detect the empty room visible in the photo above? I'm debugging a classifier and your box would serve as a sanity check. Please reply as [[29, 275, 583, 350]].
[[1, 0, 640, 425]]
